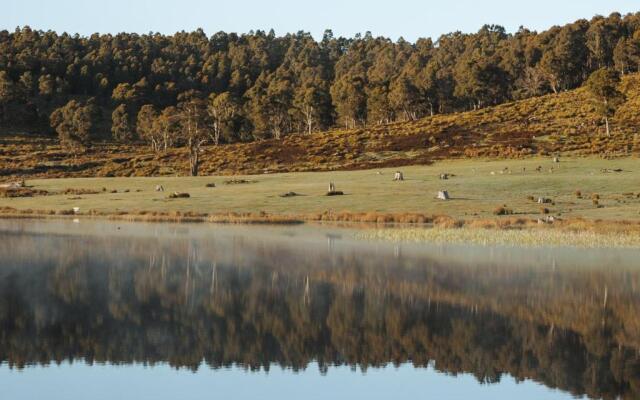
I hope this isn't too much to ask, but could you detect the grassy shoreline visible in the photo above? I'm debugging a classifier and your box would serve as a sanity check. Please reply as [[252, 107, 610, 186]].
[[2, 207, 640, 248]]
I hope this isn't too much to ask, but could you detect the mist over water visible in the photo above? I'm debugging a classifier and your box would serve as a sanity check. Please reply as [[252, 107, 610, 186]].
[[0, 219, 638, 399]]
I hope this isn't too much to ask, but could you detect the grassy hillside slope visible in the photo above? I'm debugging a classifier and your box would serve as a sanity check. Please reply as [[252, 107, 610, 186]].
[[1, 74, 640, 179]]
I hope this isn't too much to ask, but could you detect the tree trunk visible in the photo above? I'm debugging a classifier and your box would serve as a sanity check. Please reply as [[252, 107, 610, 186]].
[[605, 117, 610, 137], [190, 147, 199, 176]]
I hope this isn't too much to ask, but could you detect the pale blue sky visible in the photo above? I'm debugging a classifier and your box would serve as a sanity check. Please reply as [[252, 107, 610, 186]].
[[4, 0, 639, 41]]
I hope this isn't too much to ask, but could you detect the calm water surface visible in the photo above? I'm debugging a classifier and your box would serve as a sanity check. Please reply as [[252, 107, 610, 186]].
[[1, 219, 639, 400]]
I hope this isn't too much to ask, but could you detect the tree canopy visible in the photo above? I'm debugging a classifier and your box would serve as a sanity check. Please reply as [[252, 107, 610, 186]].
[[0, 12, 638, 148]]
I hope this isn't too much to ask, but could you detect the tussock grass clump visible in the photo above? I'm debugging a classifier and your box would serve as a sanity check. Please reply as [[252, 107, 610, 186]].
[[60, 188, 101, 195], [0, 187, 49, 198], [205, 183, 216, 188], [575, 190, 582, 199], [55, 209, 76, 215], [493, 205, 514, 216], [224, 179, 255, 185]]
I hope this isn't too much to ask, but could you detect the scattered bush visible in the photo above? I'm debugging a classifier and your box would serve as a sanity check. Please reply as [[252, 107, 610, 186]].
[[60, 188, 100, 195], [224, 179, 255, 185], [168, 192, 190, 199], [0, 187, 49, 198], [493, 205, 514, 216], [55, 209, 76, 215]]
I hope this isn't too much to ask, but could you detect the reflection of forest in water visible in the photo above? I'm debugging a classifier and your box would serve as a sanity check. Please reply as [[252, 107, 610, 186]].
[[1, 224, 640, 400]]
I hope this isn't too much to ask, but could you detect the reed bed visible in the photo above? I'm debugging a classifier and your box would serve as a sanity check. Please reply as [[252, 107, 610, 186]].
[[357, 227, 640, 249]]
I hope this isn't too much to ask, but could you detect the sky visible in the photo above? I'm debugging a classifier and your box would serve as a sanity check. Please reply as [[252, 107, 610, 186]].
[[3, 0, 639, 41]]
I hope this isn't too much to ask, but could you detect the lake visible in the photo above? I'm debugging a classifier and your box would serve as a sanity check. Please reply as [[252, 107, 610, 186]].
[[1, 219, 639, 399]]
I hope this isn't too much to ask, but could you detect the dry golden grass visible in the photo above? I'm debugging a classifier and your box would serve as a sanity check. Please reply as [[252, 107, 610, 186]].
[[357, 225, 640, 249]]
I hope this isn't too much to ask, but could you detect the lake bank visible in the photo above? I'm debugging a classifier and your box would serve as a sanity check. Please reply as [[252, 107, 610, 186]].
[[2, 209, 640, 248], [2, 156, 640, 248]]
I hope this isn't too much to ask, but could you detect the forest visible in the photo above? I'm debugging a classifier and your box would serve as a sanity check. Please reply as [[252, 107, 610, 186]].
[[0, 11, 639, 158]]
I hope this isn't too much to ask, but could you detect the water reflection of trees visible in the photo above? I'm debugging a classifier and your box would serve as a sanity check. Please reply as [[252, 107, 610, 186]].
[[0, 232, 639, 400]]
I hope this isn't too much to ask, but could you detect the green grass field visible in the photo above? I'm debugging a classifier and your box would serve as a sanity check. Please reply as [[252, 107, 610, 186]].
[[2, 157, 639, 220]]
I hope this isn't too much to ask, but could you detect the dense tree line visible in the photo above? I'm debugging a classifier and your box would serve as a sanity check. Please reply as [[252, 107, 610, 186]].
[[0, 12, 639, 158]]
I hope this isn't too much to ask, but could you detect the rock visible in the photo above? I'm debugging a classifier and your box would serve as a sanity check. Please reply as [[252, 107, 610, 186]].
[[0, 181, 25, 189], [326, 191, 344, 196], [168, 192, 190, 199], [436, 190, 450, 201], [279, 191, 299, 198]]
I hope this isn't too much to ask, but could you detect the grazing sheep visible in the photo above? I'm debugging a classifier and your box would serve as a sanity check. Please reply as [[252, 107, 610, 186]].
[[393, 171, 404, 181]]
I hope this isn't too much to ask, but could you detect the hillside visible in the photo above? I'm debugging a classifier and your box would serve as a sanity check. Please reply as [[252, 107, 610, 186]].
[[1, 73, 640, 179]]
